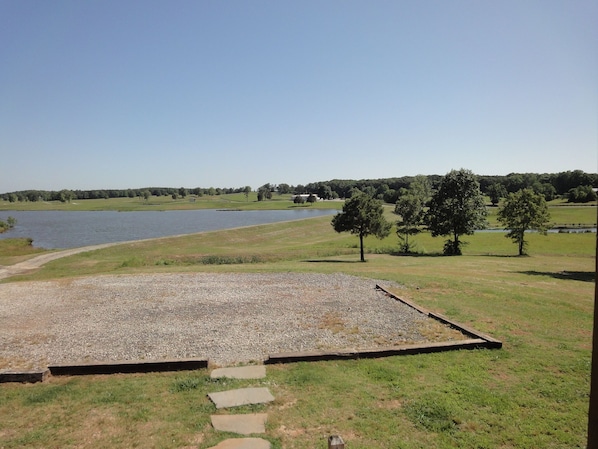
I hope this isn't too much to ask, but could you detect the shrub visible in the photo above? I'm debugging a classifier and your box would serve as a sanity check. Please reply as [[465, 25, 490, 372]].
[[567, 185, 597, 203]]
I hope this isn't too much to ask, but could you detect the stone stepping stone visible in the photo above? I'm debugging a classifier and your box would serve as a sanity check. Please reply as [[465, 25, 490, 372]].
[[211, 365, 266, 380], [208, 387, 274, 409], [206, 438, 271, 449], [211, 413, 268, 435]]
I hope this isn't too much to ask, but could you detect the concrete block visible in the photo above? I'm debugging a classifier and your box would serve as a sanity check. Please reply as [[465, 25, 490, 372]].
[[206, 437, 271, 449], [211, 413, 267, 435], [211, 366, 266, 379], [208, 387, 275, 409]]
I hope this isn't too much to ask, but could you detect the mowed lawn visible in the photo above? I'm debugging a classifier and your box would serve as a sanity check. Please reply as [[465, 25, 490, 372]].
[[0, 213, 595, 449]]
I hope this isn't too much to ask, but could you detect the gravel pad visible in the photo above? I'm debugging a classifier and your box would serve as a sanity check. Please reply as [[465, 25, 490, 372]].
[[0, 272, 463, 370]]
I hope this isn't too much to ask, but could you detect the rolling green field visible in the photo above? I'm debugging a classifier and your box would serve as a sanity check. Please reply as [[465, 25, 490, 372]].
[[0, 206, 595, 448], [0, 193, 344, 212], [1, 194, 596, 229]]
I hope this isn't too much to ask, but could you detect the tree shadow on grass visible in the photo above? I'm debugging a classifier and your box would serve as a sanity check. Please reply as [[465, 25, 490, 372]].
[[303, 259, 363, 264], [475, 254, 523, 258], [386, 252, 446, 258], [520, 270, 595, 283]]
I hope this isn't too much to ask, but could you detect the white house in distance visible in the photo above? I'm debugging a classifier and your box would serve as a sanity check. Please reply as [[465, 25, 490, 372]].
[[290, 194, 321, 202]]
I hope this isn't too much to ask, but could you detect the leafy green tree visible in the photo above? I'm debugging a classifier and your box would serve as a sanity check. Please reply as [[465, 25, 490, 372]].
[[497, 188, 551, 256], [317, 184, 334, 200], [58, 189, 74, 203], [277, 183, 292, 195], [257, 184, 273, 201], [427, 169, 487, 255], [382, 188, 398, 204], [394, 194, 424, 253], [331, 193, 391, 262], [567, 185, 597, 203], [244, 186, 252, 201], [393, 176, 430, 253], [539, 183, 557, 201], [347, 187, 362, 198], [409, 175, 432, 205], [487, 183, 507, 206], [362, 185, 377, 198], [306, 194, 317, 204]]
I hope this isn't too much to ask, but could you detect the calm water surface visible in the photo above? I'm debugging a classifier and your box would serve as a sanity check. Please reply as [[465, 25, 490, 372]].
[[0, 209, 336, 249]]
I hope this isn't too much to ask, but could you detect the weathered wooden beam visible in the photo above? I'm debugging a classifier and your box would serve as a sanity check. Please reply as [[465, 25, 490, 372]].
[[0, 369, 49, 384], [49, 358, 207, 376]]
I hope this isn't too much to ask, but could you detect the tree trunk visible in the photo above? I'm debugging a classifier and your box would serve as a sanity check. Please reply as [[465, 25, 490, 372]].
[[360, 233, 365, 262], [518, 231, 525, 256], [454, 231, 460, 255]]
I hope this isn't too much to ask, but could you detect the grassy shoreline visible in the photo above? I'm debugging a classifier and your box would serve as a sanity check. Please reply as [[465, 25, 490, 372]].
[[0, 212, 595, 448]]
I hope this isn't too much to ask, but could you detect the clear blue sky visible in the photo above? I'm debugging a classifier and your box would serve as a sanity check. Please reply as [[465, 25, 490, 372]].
[[1, 0, 596, 192]]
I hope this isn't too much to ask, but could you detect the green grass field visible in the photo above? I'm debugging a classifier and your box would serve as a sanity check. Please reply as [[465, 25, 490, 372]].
[[2, 194, 595, 229], [0, 193, 344, 212], [0, 207, 595, 448]]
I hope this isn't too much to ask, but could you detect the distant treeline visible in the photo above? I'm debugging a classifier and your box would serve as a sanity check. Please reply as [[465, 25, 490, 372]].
[[282, 170, 598, 203], [0, 186, 249, 203], [2, 170, 597, 204]]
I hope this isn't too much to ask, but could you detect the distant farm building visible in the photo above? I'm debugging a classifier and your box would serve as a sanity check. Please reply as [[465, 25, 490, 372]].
[[290, 194, 321, 202]]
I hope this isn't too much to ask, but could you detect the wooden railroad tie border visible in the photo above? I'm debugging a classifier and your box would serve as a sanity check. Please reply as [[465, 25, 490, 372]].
[[375, 284, 502, 349], [265, 285, 502, 365], [0, 370, 50, 384], [48, 358, 209, 376]]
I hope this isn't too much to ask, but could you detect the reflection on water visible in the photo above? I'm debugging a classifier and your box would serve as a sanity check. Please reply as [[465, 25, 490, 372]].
[[0, 209, 336, 249]]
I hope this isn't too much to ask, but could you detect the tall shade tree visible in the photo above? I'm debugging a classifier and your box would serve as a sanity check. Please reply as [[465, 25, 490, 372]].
[[427, 169, 487, 255], [331, 193, 391, 262], [394, 194, 423, 253], [394, 195, 425, 253], [487, 183, 507, 206], [409, 174, 432, 204], [497, 188, 551, 256], [394, 175, 431, 253]]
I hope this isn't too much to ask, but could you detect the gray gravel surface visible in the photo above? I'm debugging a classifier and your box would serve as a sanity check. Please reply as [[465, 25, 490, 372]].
[[0, 272, 464, 370]]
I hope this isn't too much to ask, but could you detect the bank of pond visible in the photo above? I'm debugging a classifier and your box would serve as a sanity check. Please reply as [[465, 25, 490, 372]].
[[0, 209, 336, 249]]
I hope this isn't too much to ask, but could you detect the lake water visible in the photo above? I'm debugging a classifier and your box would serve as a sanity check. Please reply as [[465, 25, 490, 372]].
[[0, 209, 336, 249]]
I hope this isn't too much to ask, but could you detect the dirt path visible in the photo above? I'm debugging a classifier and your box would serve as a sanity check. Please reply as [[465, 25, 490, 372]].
[[0, 242, 122, 280]]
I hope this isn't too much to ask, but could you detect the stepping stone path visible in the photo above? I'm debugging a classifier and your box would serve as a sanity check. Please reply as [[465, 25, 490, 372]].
[[207, 365, 273, 449], [211, 365, 267, 380], [206, 438, 271, 449], [210, 414, 268, 435], [208, 387, 275, 409]]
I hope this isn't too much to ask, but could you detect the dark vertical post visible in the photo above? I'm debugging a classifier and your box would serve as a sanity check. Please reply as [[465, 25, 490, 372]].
[[588, 209, 597, 449]]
